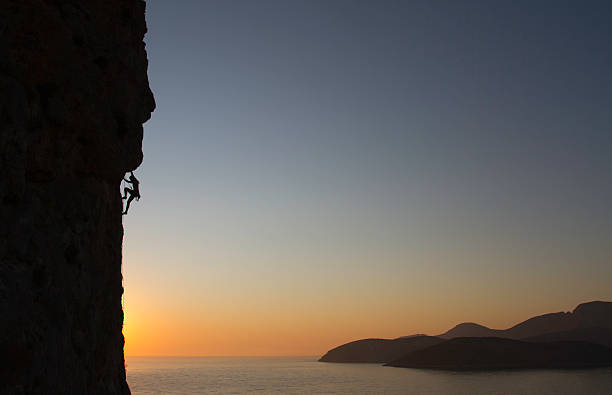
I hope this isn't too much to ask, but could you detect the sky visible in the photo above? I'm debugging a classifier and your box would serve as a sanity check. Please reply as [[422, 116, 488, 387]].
[[122, 0, 612, 356]]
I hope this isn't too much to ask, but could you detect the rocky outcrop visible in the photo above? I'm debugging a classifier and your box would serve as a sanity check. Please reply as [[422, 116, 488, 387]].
[[0, 1, 154, 393]]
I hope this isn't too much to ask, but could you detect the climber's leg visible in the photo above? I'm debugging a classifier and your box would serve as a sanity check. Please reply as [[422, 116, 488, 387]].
[[123, 194, 135, 215], [122, 187, 133, 200]]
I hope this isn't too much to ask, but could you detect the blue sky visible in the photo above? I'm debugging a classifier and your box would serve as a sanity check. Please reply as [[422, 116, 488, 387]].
[[122, 0, 612, 355]]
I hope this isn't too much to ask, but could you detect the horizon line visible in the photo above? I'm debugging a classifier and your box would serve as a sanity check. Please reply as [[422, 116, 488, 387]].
[[125, 355, 321, 358]]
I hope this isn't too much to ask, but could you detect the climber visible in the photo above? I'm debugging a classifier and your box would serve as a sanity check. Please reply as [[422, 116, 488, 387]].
[[122, 171, 140, 215]]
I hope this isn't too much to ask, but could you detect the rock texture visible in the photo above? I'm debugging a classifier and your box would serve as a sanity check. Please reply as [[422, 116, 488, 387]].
[[0, 1, 154, 393]]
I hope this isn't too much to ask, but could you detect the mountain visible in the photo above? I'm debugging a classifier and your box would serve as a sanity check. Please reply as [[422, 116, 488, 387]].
[[319, 335, 443, 363], [386, 337, 612, 370], [440, 301, 612, 339], [525, 327, 612, 348], [438, 322, 503, 338], [572, 301, 612, 328], [319, 301, 612, 368]]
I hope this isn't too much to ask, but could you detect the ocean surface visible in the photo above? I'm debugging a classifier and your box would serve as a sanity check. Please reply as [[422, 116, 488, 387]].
[[126, 357, 612, 394]]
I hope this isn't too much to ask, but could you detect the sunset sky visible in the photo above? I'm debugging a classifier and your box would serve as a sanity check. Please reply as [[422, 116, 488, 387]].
[[122, 0, 612, 356]]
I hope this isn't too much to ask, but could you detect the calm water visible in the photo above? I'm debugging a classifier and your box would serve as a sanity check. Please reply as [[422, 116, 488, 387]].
[[126, 357, 612, 395]]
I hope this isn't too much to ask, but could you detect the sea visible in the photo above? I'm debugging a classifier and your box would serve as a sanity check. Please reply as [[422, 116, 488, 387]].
[[126, 356, 612, 394]]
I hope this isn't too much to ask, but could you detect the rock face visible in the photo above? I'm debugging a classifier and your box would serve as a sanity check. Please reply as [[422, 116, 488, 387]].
[[0, 1, 154, 393]]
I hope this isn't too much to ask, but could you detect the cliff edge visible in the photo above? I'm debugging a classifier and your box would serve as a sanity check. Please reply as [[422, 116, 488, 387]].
[[0, 1, 154, 393]]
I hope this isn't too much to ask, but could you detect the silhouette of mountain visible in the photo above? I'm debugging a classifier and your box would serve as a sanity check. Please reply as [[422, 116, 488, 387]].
[[438, 322, 502, 338], [319, 336, 443, 363], [440, 301, 612, 339], [320, 301, 612, 366], [572, 301, 612, 328], [386, 337, 612, 370], [525, 327, 612, 348]]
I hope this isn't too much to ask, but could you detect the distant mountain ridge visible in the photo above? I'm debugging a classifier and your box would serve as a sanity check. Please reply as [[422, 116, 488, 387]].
[[440, 301, 612, 339], [319, 336, 443, 363], [525, 327, 612, 348], [386, 337, 612, 370], [320, 301, 612, 366]]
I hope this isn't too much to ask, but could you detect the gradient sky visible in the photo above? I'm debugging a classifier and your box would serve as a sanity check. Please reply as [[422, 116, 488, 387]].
[[122, 0, 612, 356]]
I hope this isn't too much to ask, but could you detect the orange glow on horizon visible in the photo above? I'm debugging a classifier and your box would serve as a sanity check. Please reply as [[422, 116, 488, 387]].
[[121, 251, 612, 356], [122, 291, 612, 357]]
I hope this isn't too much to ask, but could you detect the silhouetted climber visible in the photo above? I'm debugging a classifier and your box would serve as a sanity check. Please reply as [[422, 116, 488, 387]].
[[122, 171, 140, 215]]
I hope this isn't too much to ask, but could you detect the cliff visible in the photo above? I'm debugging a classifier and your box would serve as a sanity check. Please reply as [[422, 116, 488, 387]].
[[0, 1, 154, 393]]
